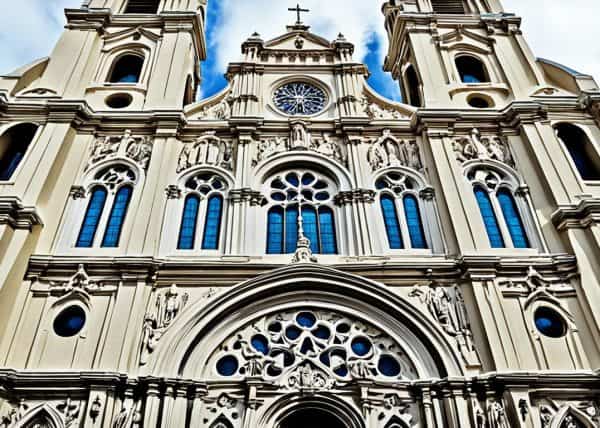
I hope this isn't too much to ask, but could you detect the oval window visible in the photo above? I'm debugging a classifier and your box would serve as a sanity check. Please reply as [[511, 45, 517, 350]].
[[534, 307, 567, 338], [53, 306, 86, 337]]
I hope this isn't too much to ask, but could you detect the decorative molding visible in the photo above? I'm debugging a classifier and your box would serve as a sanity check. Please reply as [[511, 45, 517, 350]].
[[498, 266, 576, 298], [552, 199, 600, 230], [334, 189, 376, 205], [452, 128, 515, 167], [0, 196, 43, 230]]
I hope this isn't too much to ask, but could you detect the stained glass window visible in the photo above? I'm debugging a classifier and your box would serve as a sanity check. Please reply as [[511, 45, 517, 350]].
[[267, 207, 284, 254], [101, 185, 132, 248], [318, 207, 337, 254], [76, 187, 108, 248], [285, 206, 299, 254], [474, 186, 504, 248], [273, 82, 327, 116], [404, 195, 428, 249], [380, 195, 403, 249], [497, 189, 529, 248], [301, 206, 319, 253], [202, 195, 224, 250], [177, 195, 200, 250]]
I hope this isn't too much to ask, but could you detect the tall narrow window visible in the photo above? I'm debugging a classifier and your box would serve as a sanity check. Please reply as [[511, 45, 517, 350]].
[[202, 195, 224, 250], [109, 55, 144, 83], [555, 123, 600, 181], [497, 189, 529, 248], [456, 56, 489, 83], [0, 123, 38, 181], [177, 195, 200, 250], [124, 0, 160, 14], [403, 195, 428, 249], [76, 187, 108, 248], [102, 186, 133, 248], [474, 186, 504, 248], [380, 195, 403, 249], [405, 65, 422, 108], [265, 171, 338, 255], [267, 207, 284, 254]]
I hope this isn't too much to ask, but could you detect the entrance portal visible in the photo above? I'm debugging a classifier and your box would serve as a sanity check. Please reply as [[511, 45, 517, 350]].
[[279, 408, 347, 428]]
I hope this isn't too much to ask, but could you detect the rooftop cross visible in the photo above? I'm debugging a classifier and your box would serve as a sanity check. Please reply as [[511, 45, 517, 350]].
[[288, 4, 310, 25]]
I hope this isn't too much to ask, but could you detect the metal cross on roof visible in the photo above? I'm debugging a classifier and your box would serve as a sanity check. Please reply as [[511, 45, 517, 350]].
[[288, 4, 310, 25]]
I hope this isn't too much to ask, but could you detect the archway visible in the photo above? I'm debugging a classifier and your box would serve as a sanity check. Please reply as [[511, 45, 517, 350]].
[[279, 408, 346, 428]]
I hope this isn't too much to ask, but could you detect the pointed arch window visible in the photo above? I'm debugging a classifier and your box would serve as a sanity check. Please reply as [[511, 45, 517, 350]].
[[555, 123, 600, 181], [0, 123, 39, 181], [75, 165, 137, 248], [375, 172, 430, 250], [265, 170, 338, 255], [109, 54, 144, 84], [456, 55, 489, 83], [468, 167, 533, 249], [176, 173, 229, 251]]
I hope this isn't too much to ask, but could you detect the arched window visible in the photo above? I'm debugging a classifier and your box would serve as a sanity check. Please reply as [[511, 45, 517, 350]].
[[431, 0, 466, 14], [0, 123, 39, 180], [184, 75, 196, 106], [404, 65, 422, 107], [555, 123, 600, 181], [109, 55, 144, 83], [265, 170, 338, 255], [468, 167, 532, 249], [75, 165, 137, 248], [376, 172, 429, 250], [124, 0, 160, 14], [456, 55, 489, 83], [176, 173, 229, 251]]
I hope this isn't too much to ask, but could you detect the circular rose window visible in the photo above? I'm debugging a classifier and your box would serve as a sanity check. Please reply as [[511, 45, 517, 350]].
[[273, 82, 327, 116]]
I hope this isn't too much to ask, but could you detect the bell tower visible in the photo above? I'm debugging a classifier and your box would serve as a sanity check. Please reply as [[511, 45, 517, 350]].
[[15, 0, 207, 111], [382, 0, 547, 109]]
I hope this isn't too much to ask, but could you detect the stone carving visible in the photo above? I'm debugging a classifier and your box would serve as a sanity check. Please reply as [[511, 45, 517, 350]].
[[539, 403, 598, 428], [88, 130, 153, 171], [208, 309, 418, 383], [49, 264, 103, 295], [453, 128, 515, 167], [177, 132, 234, 173], [378, 394, 416, 428], [361, 97, 407, 120], [197, 98, 232, 120], [1, 399, 28, 427], [368, 129, 423, 172], [112, 400, 142, 428], [291, 235, 318, 264], [487, 401, 510, 428], [140, 284, 189, 365], [499, 266, 574, 298], [253, 130, 346, 166], [410, 284, 479, 365], [203, 394, 239, 428]]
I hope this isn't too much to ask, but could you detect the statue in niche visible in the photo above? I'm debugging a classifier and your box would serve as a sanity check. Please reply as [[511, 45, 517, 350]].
[[290, 122, 311, 149], [177, 132, 233, 172], [139, 285, 189, 365], [453, 128, 515, 167], [367, 129, 423, 172], [487, 401, 510, 428]]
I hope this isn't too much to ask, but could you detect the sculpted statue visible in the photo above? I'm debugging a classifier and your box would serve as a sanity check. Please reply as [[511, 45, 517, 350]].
[[290, 122, 310, 149], [453, 129, 515, 167], [88, 130, 153, 171], [487, 401, 510, 428], [177, 133, 234, 172], [368, 129, 423, 172]]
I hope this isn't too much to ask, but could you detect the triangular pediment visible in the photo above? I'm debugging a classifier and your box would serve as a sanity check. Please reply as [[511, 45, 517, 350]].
[[265, 30, 332, 51]]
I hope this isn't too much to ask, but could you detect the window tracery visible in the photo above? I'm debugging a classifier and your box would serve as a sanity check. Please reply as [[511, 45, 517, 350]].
[[76, 165, 136, 248], [176, 172, 229, 251], [265, 170, 338, 255], [208, 308, 418, 384]]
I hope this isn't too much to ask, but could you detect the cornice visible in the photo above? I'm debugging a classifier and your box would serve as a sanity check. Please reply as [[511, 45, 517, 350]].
[[0, 197, 43, 230], [552, 199, 600, 230]]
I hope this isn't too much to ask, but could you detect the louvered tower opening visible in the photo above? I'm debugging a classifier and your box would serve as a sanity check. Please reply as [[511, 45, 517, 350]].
[[430, 0, 466, 14], [124, 0, 160, 13]]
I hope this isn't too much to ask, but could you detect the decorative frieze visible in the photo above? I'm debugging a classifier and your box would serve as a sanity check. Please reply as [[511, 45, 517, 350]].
[[367, 129, 423, 172], [177, 132, 234, 173], [88, 130, 153, 171], [360, 96, 409, 120], [334, 189, 376, 205], [196, 97, 232, 120], [452, 128, 515, 167]]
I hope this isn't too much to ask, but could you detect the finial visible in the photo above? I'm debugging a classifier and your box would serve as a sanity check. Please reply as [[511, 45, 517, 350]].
[[288, 3, 310, 25]]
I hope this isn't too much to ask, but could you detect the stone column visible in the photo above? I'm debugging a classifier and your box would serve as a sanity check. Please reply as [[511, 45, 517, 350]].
[[143, 381, 162, 428]]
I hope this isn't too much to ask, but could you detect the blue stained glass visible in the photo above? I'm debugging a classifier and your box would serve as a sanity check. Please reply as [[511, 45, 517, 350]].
[[497, 189, 530, 249], [285, 206, 299, 254], [463, 74, 481, 83], [474, 187, 505, 248], [53, 306, 86, 337], [318, 207, 338, 254], [76, 187, 108, 248], [380, 195, 403, 249], [403, 195, 428, 249], [297, 312, 316, 328], [216, 356, 238, 376], [251, 335, 269, 355], [301, 206, 319, 254], [202, 195, 224, 250], [101, 186, 132, 248], [267, 207, 284, 254], [351, 337, 372, 356], [177, 195, 200, 250], [534, 307, 566, 338], [378, 355, 401, 377]]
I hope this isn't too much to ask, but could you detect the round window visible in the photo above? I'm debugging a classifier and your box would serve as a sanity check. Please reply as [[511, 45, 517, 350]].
[[106, 93, 133, 109], [53, 306, 87, 337], [273, 82, 327, 116], [534, 307, 567, 338], [467, 94, 493, 109]]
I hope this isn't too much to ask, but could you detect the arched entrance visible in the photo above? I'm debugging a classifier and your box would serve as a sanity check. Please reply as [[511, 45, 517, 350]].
[[279, 408, 347, 428]]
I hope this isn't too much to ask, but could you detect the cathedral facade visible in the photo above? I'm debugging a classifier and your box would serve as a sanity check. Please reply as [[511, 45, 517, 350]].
[[0, 0, 599, 427]]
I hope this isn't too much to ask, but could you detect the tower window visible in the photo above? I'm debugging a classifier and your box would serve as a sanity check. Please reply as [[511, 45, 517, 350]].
[[555, 123, 600, 181], [0, 123, 39, 181], [404, 65, 422, 107], [456, 55, 489, 83], [109, 55, 144, 83], [430, 0, 466, 14], [124, 0, 160, 14]]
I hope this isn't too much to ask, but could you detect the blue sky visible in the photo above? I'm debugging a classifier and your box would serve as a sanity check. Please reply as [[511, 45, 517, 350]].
[[0, 1, 599, 105]]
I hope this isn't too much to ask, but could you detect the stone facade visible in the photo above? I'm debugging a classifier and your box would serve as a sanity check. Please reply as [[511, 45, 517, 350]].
[[0, 0, 599, 427]]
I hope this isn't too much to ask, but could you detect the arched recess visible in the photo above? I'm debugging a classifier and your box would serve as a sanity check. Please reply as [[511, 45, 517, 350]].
[[554, 122, 600, 181], [108, 54, 145, 83], [0, 122, 39, 181], [143, 264, 464, 379], [15, 404, 64, 428]]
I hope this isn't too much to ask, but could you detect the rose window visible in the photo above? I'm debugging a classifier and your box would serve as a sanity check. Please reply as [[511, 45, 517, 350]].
[[273, 82, 327, 116]]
